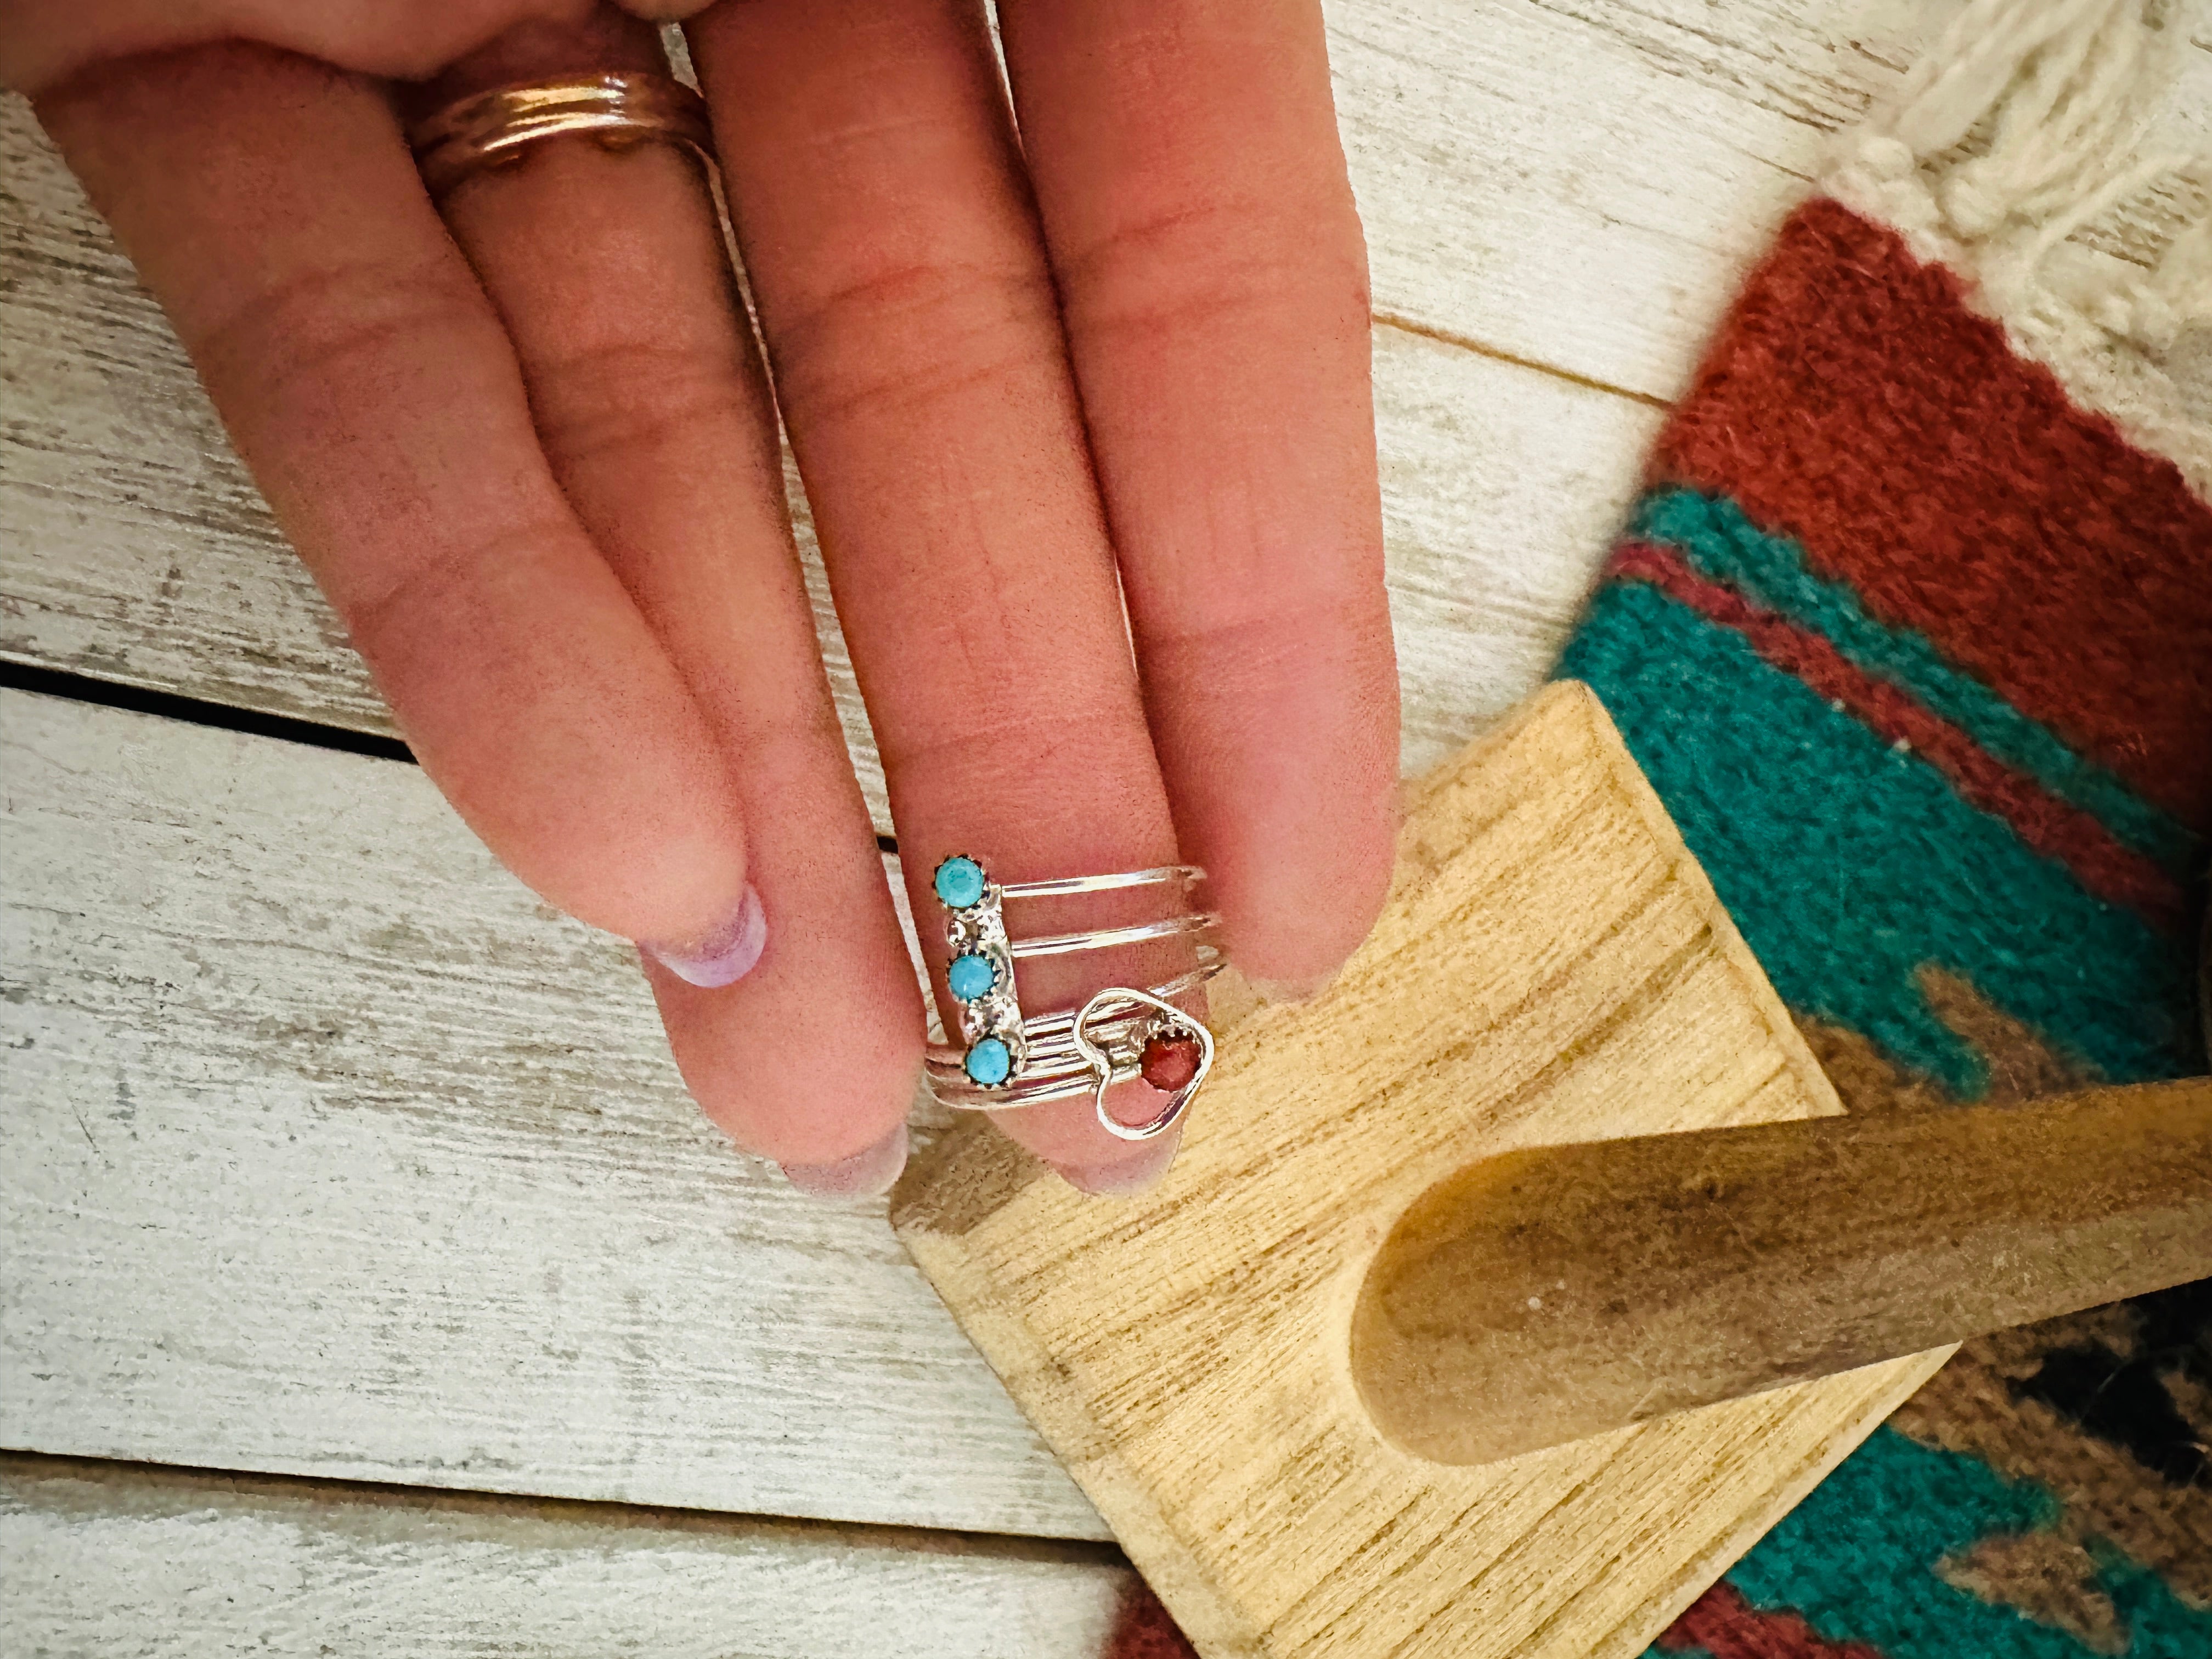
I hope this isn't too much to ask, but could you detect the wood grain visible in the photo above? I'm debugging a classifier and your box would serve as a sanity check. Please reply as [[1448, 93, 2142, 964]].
[[0, 685, 1107, 1540], [0, 1456, 1133, 1658], [892, 682, 1952, 1659], [1353, 1080, 2212, 1465]]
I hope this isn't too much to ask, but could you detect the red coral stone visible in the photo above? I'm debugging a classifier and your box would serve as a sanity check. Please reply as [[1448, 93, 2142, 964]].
[[1139, 1032, 1203, 1093]]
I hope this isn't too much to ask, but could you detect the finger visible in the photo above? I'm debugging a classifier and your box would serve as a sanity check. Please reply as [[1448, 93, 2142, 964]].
[[997, 0, 1399, 998], [35, 44, 754, 956], [4, 0, 585, 97], [414, 12, 921, 1174], [688, 0, 1198, 1190]]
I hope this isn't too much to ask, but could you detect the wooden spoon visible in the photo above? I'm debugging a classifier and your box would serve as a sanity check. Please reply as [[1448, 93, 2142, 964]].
[[1350, 1078, 2211, 1466]]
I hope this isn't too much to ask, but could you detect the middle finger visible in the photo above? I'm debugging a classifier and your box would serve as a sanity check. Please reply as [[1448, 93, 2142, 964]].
[[690, 0, 1197, 1188]]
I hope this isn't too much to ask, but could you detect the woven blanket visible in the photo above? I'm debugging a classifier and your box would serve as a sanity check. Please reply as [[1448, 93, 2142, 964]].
[[1586, 2, 2212, 1649], [1104, 2, 2211, 1653]]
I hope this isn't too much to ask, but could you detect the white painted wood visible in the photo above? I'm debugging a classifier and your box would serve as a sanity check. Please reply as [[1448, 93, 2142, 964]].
[[1335, 0, 1827, 399], [0, 1459, 1133, 1658], [0, 686, 1108, 1539], [1374, 325, 1659, 776], [1340, 0, 2207, 388]]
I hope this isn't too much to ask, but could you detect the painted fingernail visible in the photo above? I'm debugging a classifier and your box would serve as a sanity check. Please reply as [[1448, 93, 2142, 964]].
[[780, 1121, 910, 1200], [642, 885, 767, 988], [1247, 969, 1338, 1006], [1048, 1131, 1181, 1198]]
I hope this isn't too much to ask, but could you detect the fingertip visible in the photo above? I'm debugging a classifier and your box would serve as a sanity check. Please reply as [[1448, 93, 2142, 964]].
[[650, 879, 926, 1170], [1140, 591, 1399, 1005], [640, 884, 766, 988], [462, 742, 751, 953], [781, 1119, 910, 1201], [670, 998, 923, 1168], [1245, 970, 1339, 1006], [1200, 723, 1397, 997], [1045, 1123, 1182, 1197]]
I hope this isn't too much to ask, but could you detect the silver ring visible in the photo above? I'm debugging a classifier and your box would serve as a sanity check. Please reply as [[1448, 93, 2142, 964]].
[[406, 74, 718, 199], [924, 858, 1219, 1141]]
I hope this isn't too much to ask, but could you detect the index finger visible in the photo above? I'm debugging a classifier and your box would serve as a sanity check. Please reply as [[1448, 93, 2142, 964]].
[[34, 44, 752, 952], [996, 0, 1400, 999]]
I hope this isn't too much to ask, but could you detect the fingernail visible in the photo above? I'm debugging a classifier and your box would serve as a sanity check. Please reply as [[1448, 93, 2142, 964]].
[[780, 1121, 910, 1200], [1247, 969, 1337, 1005], [1048, 1131, 1181, 1198], [642, 885, 767, 988]]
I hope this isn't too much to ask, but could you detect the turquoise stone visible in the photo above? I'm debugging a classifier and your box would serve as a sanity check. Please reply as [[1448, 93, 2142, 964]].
[[947, 953, 996, 1001], [964, 1037, 1012, 1087], [934, 856, 986, 909]]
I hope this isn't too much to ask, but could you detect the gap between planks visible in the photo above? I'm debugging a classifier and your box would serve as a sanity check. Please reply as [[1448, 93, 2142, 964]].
[[0, 655, 909, 854], [1, 1451, 1141, 1659], [1372, 307, 1673, 408], [0, 1449, 1128, 1570]]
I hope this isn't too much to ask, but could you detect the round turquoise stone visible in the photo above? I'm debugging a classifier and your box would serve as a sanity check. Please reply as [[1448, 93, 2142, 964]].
[[963, 1037, 1012, 1087], [934, 856, 986, 909], [947, 952, 996, 1002]]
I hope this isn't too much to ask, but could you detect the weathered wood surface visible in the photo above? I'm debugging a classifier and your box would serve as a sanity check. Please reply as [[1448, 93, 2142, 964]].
[[0, 685, 1108, 1539], [892, 685, 1951, 1659], [0, 1456, 1134, 1658]]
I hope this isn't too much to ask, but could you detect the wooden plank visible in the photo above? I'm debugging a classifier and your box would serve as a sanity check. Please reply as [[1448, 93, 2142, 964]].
[[1377, 324, 1657, 776], [0, 1456, 1135, 1658], [1341, 0, 2208, 377], [891, 684, 1951, 1659], [1335, 0, 1826, 397], [0, 685, 1109, 1539]]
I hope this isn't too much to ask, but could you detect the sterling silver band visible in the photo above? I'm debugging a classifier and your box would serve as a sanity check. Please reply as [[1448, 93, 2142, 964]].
[[926, 858, 1218, 1139], [407, 74, 717, 198]]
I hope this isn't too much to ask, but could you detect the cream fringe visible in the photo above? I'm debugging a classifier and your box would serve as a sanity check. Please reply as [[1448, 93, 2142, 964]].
[[1825, 0, 2212, 500]]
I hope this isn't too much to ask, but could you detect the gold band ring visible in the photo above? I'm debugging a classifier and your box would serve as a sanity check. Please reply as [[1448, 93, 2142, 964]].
[[407, 72, 716, 198]]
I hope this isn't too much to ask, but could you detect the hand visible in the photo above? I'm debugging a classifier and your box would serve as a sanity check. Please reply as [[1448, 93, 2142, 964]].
[[8, 0, 1398, 1197]]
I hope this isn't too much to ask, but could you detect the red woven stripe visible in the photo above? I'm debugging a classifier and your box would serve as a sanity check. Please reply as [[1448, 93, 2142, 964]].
[[1652, 198, 2212, 832], [1657, 1582, 1889, 1658], [1611, 542, 2188, 931], [1105, 1587, 1199, 1659]]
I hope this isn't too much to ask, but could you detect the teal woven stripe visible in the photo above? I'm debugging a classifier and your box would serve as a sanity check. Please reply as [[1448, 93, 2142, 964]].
[[1558, 584, 2201, 1094], [1630, 489, 2200, 877], [1700, 1429, 2212, 1658]]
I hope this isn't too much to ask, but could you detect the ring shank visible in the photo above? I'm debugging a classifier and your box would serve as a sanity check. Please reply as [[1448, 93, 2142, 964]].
[[408, 74, 718, 198], [1009, 910, 1220, 960], [996, 865, 1204, 900]]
